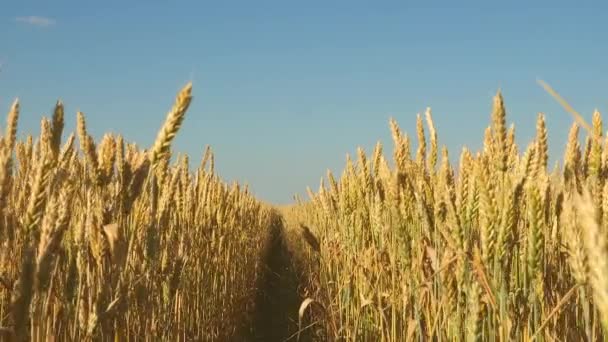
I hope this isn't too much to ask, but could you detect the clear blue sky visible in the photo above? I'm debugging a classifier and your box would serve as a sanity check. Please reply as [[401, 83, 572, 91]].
[[1, 1, 606, 204]]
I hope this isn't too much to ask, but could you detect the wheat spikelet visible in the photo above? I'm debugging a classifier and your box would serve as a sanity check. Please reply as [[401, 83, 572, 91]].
[[115, 135, 125, 187], [526, 185, 544, 282], [327, 169, 339, 195], [371, 141, 383, 180], [35, 190, 70, 292], [496, 181, 519, 267], [457, 147, 473, 208], [482, 126, 493, 156], [583, 136, 592, 178], [50, 100, 64, 157], [4, 99, 19, 151], [416, 113, 426, 167], [574, 188, 608, 333], [389, 118, 409, 172], [76, 111, 88, 152], [478, 158, 497, 265], [98, 134, 116, 184], [357, 147, 372, 197], [535, 113, 548, 174], [520, 142, 537, 184], [200, 144, 212, 172], [209, 150, 215, 175], [445, 181, 463, 252], [507, 123, 518, 168], [149, 82, 193, 166], [465, 161, 481, 233], [23, 150, 52, 236], [439, 146, 453, 190], [561, 193, 587, 285], [77, 111, 102, 184], [466, 277, 483, 342], [425, 107, 438, 173], [491, 91, 508, 173], [0, 147, 12, 209], [589, 110, 603, 179], [564, 123, 581, 186], [57, 133, 75, 168], [0, 100, 19, 210], [40, 118, 53, 163]]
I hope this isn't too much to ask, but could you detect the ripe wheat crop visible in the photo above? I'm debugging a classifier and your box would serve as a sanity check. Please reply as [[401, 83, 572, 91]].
[[1, 82, 607, 342], [293, 91, 608, 341], [0, 84, 276, 341]]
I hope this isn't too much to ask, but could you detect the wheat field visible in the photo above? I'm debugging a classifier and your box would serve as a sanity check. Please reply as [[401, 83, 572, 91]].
[[0, 83, 607, 341]]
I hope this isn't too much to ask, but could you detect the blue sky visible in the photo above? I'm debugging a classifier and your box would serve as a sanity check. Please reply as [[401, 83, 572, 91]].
[[0, 1, 606, 203]]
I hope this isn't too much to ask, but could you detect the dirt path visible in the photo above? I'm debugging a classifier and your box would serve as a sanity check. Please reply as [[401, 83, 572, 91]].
[[245, 212, 314, 342]]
